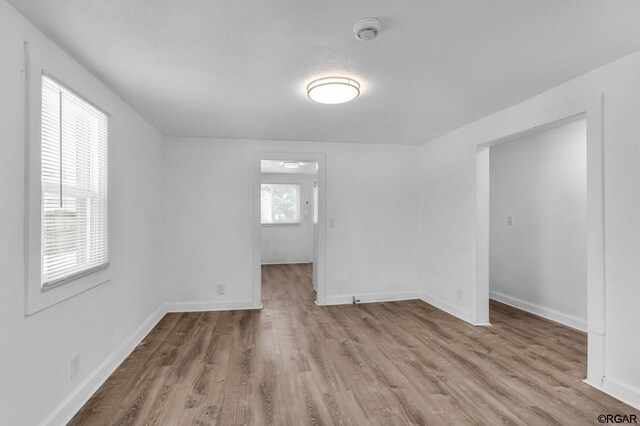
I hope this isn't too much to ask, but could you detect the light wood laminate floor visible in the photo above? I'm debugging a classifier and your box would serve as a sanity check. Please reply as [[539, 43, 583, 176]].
[[70, 264, 638, 425]]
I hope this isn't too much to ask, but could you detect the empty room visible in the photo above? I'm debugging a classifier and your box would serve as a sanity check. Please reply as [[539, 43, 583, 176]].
[[2, 1, 640, 425]]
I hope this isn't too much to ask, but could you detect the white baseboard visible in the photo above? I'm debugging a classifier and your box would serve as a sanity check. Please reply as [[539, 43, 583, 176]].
[[44, 299, 262, 425], [44, 305, 166, 426], [602, 377, 640, 411], [420, 292, 472, 324], [39, 292, 610, 426], [490, 291, 587, 332], [261, 261, 312, 265], [584, 377, 640, 411], [322, 290, 423, 306], [165, 300, 262, 313]]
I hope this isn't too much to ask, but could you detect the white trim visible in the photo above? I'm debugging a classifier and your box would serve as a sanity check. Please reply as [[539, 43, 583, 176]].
[[42, 305, 166, 426], [474, 94, 606, 385], [420, 292, 472, 323], [165, 301, 262, 313], [37, 293, 633, 425], [584, 377, 640, 411], [42, 262, 110, 291], [474, 146, 490, 324], [490, 291, 587, 332], [601, 377, 640, 411], [44, 300, 262, 425], [261, 261, 312, 266], [24, 46, 115, 316], [322, 290, 423, 306], [253, 152, 327, 306], [41, 70, 111, 117]]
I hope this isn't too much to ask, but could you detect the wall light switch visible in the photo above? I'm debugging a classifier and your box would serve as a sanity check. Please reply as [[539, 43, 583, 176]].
[[329, 218, 336, 228], [70, 354, 80, 380], [217, 284, 226, 295], [507, 216, 514, 226]]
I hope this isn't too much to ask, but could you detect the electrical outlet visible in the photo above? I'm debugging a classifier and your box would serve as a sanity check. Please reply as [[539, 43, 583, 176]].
[[273, 249, 278, 257], [456, 288, 463, 302], [70, 354, 80, 380], [217, 284, 226, 295], [507, 216, 514, 225]]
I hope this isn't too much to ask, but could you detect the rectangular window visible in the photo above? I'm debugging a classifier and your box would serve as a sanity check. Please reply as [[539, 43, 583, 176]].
[[261, 183, 300, 224], [41, 75, 109, 288]]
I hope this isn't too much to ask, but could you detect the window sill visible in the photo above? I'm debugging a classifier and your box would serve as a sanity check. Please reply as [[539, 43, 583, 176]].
[[25, 262, 112, 316], [42, 262, 111, 292]]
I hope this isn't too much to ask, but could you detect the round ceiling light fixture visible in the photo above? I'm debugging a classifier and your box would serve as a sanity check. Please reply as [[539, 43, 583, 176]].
[[282, 161, 302, 169], [307, 77, 360, 104], [353, 17, 382, 41]]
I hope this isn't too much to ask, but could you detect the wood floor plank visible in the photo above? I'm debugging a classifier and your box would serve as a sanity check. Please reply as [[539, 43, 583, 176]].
[[70, 264, 639, 425]]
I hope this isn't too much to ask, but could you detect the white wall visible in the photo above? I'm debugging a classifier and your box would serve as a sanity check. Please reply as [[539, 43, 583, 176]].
[[261, 173, 315, 265], [0, 2, 164, 425], [163, 138, 422, 308], [489, 119, 587, 330], [419, 49, 640, 408]]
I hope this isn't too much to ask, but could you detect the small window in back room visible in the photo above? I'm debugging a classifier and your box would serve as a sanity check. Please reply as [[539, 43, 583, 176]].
[[261, 183, 300, 224], [41, 74, 109, 288]]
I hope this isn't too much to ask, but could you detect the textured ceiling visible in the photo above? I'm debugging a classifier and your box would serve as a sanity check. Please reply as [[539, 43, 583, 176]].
[[9, 0, 640, 144]]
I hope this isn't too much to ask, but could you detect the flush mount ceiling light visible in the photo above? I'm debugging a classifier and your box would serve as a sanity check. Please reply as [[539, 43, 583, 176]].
[[307, 77, 360, 104], [282, 161, 302, 169]]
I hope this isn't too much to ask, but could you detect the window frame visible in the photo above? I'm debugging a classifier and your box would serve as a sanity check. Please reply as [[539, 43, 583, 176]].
[[24, 66, 113, 316], [260, 183, 301, 226], [40, 73, 111, 290]]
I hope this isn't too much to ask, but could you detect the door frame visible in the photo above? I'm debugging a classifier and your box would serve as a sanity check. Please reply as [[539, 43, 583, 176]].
[[252, 152, 327, 306], [474, 94, 605, 385]]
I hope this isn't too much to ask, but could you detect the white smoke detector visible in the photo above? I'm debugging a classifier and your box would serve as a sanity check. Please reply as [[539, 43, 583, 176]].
[[353, 17, 382, 41]]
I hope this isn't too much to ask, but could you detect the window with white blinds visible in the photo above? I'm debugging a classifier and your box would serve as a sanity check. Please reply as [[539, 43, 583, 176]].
[[41, 74, 109, 288]]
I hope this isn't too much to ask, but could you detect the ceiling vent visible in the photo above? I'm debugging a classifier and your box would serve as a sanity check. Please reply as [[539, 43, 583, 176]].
[[353, 17, 382, 41]]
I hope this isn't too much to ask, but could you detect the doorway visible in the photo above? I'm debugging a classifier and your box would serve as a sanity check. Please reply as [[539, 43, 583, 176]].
[[252, 152, 327, 307], [475, 94, 606, 387], [488, 118, 588, 333]]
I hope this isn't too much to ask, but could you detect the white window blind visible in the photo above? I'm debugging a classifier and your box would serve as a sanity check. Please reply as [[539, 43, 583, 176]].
[[261, 183, 300, 224], [41, 74, 109, 287]]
